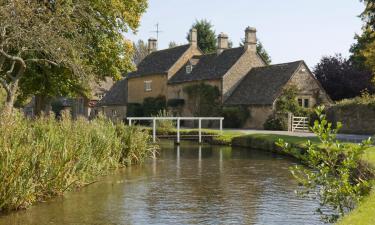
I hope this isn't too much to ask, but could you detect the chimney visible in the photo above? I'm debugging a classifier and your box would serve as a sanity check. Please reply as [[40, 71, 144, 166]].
[[189, 28, 197, 47], [217, 32, 229, 54], [244, 26, 257, 51], [148, 37, 157, 54]]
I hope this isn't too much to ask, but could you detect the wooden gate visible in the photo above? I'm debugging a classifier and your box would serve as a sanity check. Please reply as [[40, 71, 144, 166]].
[[291, 116, 310, 132]]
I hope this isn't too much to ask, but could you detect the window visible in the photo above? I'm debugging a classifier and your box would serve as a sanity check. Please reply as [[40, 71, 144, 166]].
[[186, 64, 193, 74], [97, 93, 105, 100], [144, 80, 152, 92], [298, 98, 310, 108], [303, 99, 310, 108]]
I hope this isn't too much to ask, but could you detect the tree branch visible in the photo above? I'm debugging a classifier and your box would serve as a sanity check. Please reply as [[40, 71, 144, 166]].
[[25, 58, 58, 66], [0, 77, 10, 94]]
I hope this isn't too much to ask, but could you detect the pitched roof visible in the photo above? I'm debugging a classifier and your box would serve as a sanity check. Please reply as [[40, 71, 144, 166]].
[[225, 61, 303, 105], [128, 44, 191, 78], [96, 78, 127, 106], [168, 47, 245, 84]]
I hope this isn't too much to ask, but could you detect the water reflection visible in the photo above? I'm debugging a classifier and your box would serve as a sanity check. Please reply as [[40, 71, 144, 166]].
[[0, 141, 328, 225]]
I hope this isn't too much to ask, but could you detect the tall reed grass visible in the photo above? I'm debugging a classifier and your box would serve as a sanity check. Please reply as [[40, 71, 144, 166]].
[[0, 112, 157, 212]]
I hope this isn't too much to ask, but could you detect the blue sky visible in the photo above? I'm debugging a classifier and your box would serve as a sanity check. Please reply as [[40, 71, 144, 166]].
[[126, 0, 365, 68]]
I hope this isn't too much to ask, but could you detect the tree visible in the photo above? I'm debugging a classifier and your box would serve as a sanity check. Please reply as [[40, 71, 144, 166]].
[[350, 0, 375, 80], [187, 19, 217, 54], [168, 41, 178, 48], [133, 40, 148, 66], [313, 54, 374, 101], [0, 0, 147, 115], [240, 39, 272, 65]]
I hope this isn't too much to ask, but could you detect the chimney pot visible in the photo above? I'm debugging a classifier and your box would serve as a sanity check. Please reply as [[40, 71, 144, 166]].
[[189, 28, 197, 46], [148, 37, 157, 54], [244, 26, 257, 51], [217, 32, 229, 54]]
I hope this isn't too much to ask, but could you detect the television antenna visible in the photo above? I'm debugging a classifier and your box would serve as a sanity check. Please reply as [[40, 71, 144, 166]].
[[150, 23, 163, 41]]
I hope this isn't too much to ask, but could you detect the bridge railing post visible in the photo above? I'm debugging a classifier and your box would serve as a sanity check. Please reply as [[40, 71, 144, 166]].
[[198, 118, 202, 144], [153, 118, 156, 143], [177, 118, 180, 144]]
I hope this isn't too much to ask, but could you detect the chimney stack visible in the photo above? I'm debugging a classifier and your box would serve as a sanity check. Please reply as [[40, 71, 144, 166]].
[[244, 27, 257, 51], [148, 37, 157, 54], [217, 32, 229, 54], [189, 28, 197, 46]]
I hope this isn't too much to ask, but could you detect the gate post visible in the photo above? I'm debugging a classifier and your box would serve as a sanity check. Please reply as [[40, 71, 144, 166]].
[[288, 113, 293, 132]]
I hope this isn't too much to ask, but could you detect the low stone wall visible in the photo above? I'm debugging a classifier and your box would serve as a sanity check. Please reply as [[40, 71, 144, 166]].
[[327, 104, 375, 135]]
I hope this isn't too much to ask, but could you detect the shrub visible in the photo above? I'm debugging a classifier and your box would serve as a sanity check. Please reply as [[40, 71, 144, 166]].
[[127, 103, 144, 117], [154, 109, 176, 131], [183, 83, 221, 116], [0, 112, 156, 212], [277, 106, 373, 222], [167, 99, 185, 108], [263, 114, 287, 130], [142, 95, 166, 116], [222, 106, 250, 128]]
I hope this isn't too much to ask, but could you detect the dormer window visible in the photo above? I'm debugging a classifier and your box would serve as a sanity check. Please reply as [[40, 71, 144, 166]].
[[186, 64, 193, 74]]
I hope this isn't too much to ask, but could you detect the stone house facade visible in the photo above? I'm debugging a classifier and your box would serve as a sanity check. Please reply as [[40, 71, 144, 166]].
[[98, 26, 332, 129]]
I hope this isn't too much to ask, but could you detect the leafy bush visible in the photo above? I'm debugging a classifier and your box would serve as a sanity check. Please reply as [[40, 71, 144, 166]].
[[167, 99, 185, 108], [183, 83, 221, 116], [277, 106, 373, 222], [0, 112, 156, 212], [222, 106, 250, 128], [143, 95, 166, 116], [334, 91, 375, 110], [263, 114, 287, 130], [127, 103, 144, 117], [154, 109, 176, 131]]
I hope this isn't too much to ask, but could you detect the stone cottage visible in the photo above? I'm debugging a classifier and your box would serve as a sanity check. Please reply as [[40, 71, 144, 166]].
[[98, 26, 332, 129]]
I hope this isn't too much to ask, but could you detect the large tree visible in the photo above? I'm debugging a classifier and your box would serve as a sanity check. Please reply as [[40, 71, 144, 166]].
[[133, 40, 148, 66], [314, 54, 374, 101], [0, 0, 147, 115], [351, 0, 375, 80], [187, 19, 217, 54]]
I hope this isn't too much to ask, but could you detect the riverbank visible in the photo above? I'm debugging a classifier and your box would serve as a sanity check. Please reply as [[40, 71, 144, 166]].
[[0, 114, 156, 212], [148, 127, 375, 225]]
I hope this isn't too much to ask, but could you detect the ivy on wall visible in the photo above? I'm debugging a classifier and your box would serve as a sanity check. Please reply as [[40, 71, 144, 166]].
[[127, 95, 167, 117], [183, 83, 221, 116]]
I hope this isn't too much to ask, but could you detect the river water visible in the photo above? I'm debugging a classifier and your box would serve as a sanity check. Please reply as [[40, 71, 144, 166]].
[[0, 141, 328, 225]]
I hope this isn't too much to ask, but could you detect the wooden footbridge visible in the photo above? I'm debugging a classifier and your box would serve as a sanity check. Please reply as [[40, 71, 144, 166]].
[[127, 117, 224, 144]]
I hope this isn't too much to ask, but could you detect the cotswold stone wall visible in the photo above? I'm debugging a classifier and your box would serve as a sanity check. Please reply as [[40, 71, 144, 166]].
[[327, 104, 375, 135]]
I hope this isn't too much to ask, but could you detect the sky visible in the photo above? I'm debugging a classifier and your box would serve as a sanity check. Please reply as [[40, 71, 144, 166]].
[[126, 0, 365, 68]]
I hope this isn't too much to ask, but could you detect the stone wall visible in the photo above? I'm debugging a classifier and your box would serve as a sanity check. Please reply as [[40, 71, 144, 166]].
[[167, 79, 222, 117], [327, 104, 375, 135], [243, 105, 274, 129], [286, 63, 331, 106], [127, 74, 168, 104]]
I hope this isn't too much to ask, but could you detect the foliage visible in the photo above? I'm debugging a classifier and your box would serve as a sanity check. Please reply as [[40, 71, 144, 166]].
[[314, 54, 374, 101], [155, 109, 176, 131], [127, 103, 144, 117], [183, 83, 221, 116], [133, 40, 149, 66], [263, 115, 288, 131], [167, 98, 185, 108], [187, 19, 217, 54], [168, 41, 179, 48], [256, 41, 272, 65], [335, 91, 375, 108], [222, 106, 250, 128], [143, 96, 167, 116], [0, 112, 156, 212], [275, 86, 307, 115], [0, 0, 147, 114], [277, 106, 373, 222]]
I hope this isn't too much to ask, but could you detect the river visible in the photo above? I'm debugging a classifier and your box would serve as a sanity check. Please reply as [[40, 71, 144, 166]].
[[0, 141, 329, 225]]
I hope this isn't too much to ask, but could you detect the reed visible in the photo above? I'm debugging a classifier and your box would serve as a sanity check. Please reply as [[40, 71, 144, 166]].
[[0, 112, 156, 212]]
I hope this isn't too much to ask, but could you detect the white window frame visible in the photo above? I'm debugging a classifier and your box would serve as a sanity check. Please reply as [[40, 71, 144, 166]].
[[186, 64, 193, 74], [144, 80, 152, 92]]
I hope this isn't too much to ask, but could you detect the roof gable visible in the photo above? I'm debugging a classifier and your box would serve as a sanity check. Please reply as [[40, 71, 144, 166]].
[[225, 61, 303, 105], [128, 44, 191, 78], [96, 78, 127, 106], [168, 47, 245, 84]]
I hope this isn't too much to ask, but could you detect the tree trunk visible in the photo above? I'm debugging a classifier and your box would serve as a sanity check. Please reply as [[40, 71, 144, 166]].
[[1, 84, 17, 116]]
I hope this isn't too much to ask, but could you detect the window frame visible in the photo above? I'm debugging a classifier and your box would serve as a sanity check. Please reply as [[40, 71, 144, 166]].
[[144, 80, 152, 92]]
